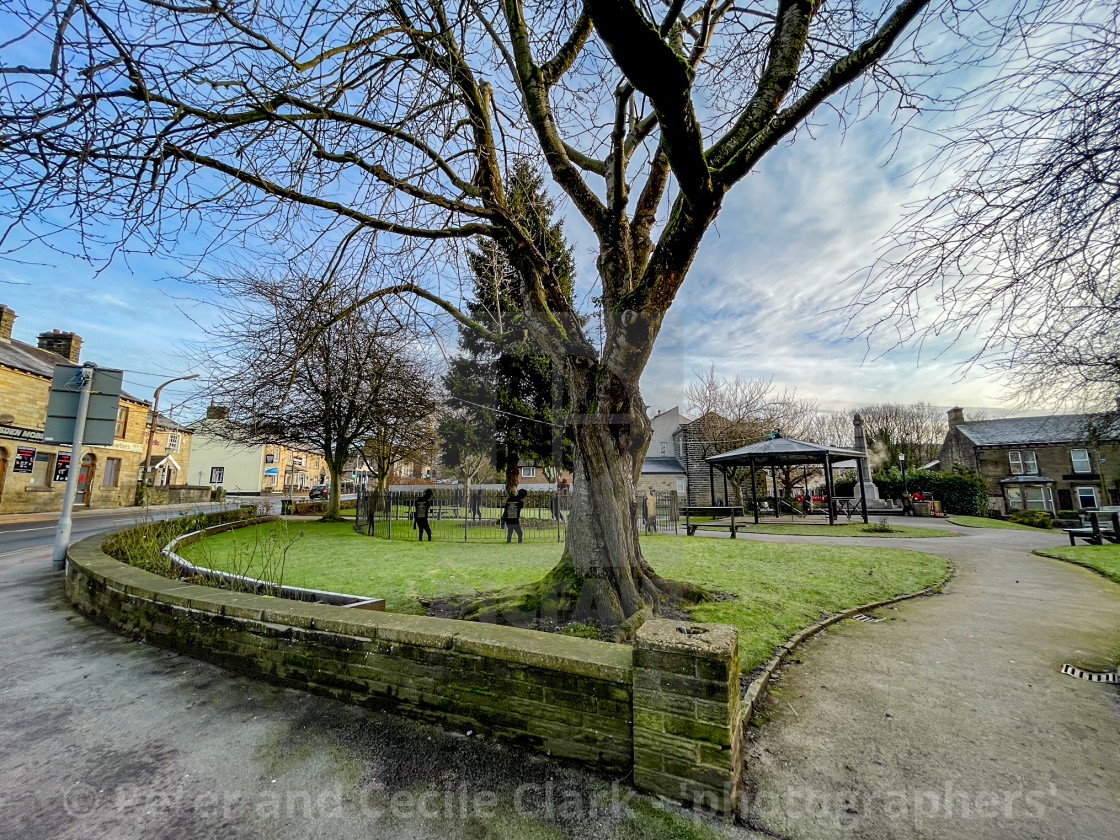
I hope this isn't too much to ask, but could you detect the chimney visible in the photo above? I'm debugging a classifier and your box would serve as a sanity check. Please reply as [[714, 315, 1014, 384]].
[[947, 407, 965, 428], [206, 404, 230, 421], [0, 305, 14, 342], [36, 329, 82, 363]]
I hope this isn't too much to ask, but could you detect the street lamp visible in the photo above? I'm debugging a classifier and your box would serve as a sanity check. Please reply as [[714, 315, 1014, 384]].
[[140, 373, 199, 498], [898, 453, 908, 499]]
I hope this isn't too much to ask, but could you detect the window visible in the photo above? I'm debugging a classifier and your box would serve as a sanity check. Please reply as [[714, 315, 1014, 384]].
[[114, 406, 129, 439], [165, 432, 181, 453], [1076, 486, 1098, 509], [676, 478, 685, 494], [100, 458, 121, 487], [521, 466, 536, 478], [1008, 450, 1038, 475], [1008, 486, 1053, 512], [209, 466, 225, 484], [660, 442, 667, 455], [1070, 448, 1092, 473]]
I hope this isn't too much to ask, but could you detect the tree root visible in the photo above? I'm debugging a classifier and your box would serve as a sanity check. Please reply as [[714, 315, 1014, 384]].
[[423, 553, 714, 638]]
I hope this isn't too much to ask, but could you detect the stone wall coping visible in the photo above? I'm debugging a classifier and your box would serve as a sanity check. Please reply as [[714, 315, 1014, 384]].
[[69, 531, 633, 684], [635, 619, 738, 661]]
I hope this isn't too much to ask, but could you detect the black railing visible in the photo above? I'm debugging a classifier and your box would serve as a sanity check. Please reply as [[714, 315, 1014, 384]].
[[354, 486, 565, 543]]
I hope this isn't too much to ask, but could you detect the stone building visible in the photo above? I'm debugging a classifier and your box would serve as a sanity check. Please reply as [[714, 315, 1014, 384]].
[[0, 305, 151, 514], [636, 407, 687, 498], [936, 406, 1120, 513], [140, 412, 194, 487]]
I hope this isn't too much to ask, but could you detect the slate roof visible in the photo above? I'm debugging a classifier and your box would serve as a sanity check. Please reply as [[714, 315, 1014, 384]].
[[954, 414, 1120, 447], [640, 456, 686, 474], [707, 436, 865, 467], [0, 338, 147, 404], [152, 412, 190, 432]]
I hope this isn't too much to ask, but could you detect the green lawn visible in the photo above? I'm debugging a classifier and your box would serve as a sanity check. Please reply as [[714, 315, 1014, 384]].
[[182, 520, 949, 672], [692, 522, 952, 538], [946, 515, 1048, 531], [1034, 544, 1120, 585]]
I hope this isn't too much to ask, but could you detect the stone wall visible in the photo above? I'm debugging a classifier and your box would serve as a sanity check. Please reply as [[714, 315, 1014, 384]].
[[65, 528, 745, 816]]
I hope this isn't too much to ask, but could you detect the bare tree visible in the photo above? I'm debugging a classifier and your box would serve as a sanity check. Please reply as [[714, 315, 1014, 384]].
[[858, 1, 1120, 409], [197, 273, 435, 519], [0, 0, 974, 626]]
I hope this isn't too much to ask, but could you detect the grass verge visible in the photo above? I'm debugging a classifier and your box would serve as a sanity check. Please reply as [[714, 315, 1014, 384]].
[[1033, 544, 1120, 585], [182, 520, 949, 672], [946, 515, 1048, 531]]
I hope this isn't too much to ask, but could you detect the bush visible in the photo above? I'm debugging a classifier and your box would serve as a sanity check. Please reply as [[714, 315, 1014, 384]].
[[986, 508, 1006, 520], [863, 517, 896, 533], [1007, 510, 1053, 529], [1056, 509, 1081, 519], [865, 467, 991, 516]]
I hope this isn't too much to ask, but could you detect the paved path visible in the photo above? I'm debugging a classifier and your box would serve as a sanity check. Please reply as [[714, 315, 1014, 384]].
[[737, 523, 1120, 839]]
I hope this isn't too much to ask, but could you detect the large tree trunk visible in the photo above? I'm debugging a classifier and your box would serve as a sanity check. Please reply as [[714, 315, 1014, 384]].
[[543, 369, 703, 628], [326, 458, 343, 519]]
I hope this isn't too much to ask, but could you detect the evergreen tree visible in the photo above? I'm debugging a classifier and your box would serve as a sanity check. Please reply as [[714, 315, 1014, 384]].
[[440, 162, 575, 492]]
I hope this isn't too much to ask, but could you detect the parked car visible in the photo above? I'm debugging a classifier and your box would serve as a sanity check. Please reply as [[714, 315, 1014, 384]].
[[308, 484, 330, 500]]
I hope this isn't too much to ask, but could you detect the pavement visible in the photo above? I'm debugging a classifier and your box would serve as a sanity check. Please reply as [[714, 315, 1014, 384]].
[[0, 515, 1117, 839], [736, 520, 1120, 839]]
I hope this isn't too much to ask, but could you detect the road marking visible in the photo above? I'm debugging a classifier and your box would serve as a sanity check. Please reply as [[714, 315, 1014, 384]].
[[2, 526, 56, 533]]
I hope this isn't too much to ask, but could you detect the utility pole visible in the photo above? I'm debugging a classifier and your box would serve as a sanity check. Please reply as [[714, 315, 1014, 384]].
[[52, 363, 95, 570]]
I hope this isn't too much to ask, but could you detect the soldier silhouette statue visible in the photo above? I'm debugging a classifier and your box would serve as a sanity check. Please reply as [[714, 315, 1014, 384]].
[[413, 488, 433, 541], [502, 488, 527, 543]]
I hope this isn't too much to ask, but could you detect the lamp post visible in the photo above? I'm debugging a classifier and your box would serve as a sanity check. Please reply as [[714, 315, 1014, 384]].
[[899, 453, 908, 499], [140, 374, 199, 500]]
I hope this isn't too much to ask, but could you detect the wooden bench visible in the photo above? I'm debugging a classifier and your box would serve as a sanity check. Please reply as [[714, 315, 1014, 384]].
[[1064, 511, 1120, 546]]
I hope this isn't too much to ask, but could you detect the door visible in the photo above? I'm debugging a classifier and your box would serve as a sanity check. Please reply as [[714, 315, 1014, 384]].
[[76, 455, 94, 504]]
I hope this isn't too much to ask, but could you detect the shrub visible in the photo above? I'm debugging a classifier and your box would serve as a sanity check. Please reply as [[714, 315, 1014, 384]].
[[869, 467, 990, 516], [863, 518, 896, 534], [1056, 509, 1081, 519], [1007, 510, 1053, 529], [986, 508, 1006, 520]]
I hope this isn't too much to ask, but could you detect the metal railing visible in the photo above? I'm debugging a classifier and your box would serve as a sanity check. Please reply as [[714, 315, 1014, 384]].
[[354, 486, 565, 542]]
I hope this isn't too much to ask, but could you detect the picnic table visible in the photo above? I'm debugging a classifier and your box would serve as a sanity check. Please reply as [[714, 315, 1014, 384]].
[[1064, 510, 1120, 546]]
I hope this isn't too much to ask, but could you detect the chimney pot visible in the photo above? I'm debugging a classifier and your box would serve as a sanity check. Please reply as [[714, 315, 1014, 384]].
[[36, 329, 82, 363], [947, 407, 965, 428]]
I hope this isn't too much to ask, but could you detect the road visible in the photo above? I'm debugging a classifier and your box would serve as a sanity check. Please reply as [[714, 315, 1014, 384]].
[[0, 504, 234, 557]]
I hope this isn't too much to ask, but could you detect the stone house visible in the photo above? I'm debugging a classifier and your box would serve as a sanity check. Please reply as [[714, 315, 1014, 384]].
[[0, 305, 151, 514], [188, 407, 330, 495], [140, 412, 194, 487], [936, 406, 1120, 513]]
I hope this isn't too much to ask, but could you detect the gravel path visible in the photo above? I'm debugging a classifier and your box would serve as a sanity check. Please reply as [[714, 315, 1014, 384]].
[[736, 523, 1120, 839]]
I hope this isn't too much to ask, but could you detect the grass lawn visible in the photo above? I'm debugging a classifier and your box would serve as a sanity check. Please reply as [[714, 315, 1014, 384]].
[[692, 522, 952, 538], [1033, 544, 1120, 585], [182, 520, 949, 672], [946, 515, 1049, 531]]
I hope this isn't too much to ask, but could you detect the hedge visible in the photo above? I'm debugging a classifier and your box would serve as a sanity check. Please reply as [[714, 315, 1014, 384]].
[[834, 467, 989, 516]]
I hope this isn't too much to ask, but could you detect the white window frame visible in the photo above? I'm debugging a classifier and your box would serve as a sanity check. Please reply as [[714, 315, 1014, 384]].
[[520, 466, 536, 478], [165, 432, 181, 453], [1075, 486, 1098, 509], [1009, 450, 1038, 475], [1070, 448, 1092, 474]]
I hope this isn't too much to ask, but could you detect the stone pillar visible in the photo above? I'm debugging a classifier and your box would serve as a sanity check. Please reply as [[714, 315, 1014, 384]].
[[632, 620, 743, 818]]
